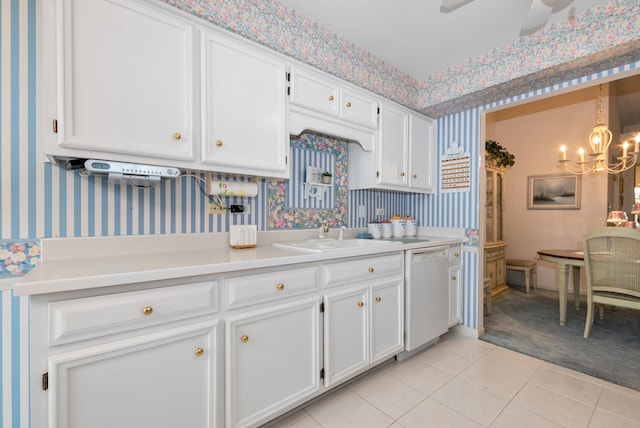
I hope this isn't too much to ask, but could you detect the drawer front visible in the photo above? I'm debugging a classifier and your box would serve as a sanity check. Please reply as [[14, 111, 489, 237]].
[[289, 67, 339, 117], [323, 253, 403, 288], [225, 266, 319, 310], [339, 88, 378, 129], [49, 281, 218, 346]]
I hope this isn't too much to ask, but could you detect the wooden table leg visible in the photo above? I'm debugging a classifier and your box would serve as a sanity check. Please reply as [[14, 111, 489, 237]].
[[559, 264, 569, 326], [572, 265, 581, 310]]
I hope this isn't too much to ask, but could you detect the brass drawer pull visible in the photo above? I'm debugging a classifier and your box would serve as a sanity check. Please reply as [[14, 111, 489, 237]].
[[400, 172, 405, 176], [346, 102, 352, 107], [328, 95, 334, 101], [375, 297, 382, 302], [195, 347, 204, 357], [173, 132, 182, 140], [142, 306, 153, 316], [368, 267, 374, 273], [277, 283, 285, 291], [241, 335, 249, 343], [451, 276, 457, 280], [357, 301, 364, 308], [216, 140, 223, 147]]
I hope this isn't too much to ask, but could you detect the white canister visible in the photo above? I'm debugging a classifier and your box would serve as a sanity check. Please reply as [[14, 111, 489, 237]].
[[367, 223, 382, 239], [381, 222, 393, 238], [391, 219, 406, 237], [405, 219, 417, 236]]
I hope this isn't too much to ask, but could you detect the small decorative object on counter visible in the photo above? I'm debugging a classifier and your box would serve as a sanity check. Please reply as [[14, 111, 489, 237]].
[[405, 216, 417, 236], [390, 216, 407, 237], [380, 220, 393, 238], [229, 225, 257, 248], [321, 171, 332, 184], [367, 222, 382, 239]]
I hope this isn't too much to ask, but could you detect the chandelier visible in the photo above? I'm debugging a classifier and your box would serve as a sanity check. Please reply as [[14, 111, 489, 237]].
[[558, 84, 639, 175]]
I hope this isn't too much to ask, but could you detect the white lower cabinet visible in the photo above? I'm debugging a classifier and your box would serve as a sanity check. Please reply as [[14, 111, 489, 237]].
[[448, 245, 463, 326], [322, 254, 404, 388], [225, 297, 322, 428], [323, 279, 404, 387], [48, 320, 219, 428]]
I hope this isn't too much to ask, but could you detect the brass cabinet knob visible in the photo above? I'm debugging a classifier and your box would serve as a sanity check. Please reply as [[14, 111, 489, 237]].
[[142, 306, 153, 316], [328, 95, 334, 101], [241, 335, 249, 343], [277, 283, 285, 290], [412, 174, 417, 179], [195, 347, 204, 357], [173, 132, 182, 140], [454, 253, 460, 258], [357, 301, 364, 308], [451, 276, 457, 280], [400, 172, 405, 177], [346, 102, 352, 107], [368, 267, 374, 273], [216, 140, 223, 147], [375, 296, 382, 302]]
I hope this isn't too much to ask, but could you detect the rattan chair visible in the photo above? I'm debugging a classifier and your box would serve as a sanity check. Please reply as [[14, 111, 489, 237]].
[[582, 227, 640, 338]]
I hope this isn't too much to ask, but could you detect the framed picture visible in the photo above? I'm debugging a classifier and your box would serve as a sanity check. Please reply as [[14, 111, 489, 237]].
[[527, 174, 581, 210]]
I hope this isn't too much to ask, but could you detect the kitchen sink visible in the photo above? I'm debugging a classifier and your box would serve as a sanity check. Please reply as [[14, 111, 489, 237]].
[[273, 238, 402, 253]]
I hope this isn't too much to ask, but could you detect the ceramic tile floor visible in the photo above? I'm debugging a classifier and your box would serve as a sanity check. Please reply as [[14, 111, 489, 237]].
[[264, 332, 640, 428]]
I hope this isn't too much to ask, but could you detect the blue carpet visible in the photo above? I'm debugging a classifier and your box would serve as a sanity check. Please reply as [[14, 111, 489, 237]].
[[480, 289, 640, 391]]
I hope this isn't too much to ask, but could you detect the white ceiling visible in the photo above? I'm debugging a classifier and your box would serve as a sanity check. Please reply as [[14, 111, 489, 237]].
[[277, 0, 609, 79]]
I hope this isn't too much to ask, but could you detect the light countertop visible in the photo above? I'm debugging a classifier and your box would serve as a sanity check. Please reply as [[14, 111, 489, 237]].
[[14, 227, 464, 296]]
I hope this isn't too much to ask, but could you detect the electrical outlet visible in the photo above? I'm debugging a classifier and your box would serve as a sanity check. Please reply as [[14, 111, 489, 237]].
[[209, 203, 226, 215], [230, 204, 251, 215], [357, 205, 366, 218], [375, 208, 385, 217]]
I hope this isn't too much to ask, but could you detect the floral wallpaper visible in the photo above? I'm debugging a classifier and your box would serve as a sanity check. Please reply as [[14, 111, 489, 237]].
[[163, 0, 640, 117], [0, 241, 41, 277], [268, 133, 348, 229]]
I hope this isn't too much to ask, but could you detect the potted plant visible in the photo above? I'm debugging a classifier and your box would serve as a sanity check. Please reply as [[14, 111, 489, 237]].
[[321, 171, 332, 184], [486, 140, 515, 168]]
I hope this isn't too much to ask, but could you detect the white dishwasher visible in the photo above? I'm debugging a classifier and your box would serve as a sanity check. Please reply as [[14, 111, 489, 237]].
[[397, 246, 450, 361]]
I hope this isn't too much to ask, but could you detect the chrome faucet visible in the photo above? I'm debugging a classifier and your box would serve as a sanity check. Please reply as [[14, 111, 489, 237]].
[[318, 220, 329, 239]]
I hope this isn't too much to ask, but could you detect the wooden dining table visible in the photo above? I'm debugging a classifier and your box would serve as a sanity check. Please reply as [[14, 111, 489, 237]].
[[537, 249, 585, 326]]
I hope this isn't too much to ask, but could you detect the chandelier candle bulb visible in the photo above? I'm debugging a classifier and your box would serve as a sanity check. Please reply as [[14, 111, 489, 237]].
[[623, 141, 628, 158], [560, 145, 567, 160], [578, 147, 585, 163], [635, 134, 640, 153]]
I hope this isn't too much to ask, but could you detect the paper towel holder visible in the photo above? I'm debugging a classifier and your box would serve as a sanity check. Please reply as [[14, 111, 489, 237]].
[[206, 174, 258, 198]]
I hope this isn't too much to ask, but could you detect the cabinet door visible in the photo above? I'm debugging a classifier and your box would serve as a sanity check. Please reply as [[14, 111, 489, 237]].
[[50, 0, 195, 160], [340, 88, 378, 129], [449, 265, 462, 326], [48, 319, 220, 428], [201, 31, 288, 177], [370, 280, 404, 364], [226, 298, 321, 428], [408, 114, 435, 192], [378, 104, 408, 187], [289, 66, 339, 117], [324, 286, 368, 387]]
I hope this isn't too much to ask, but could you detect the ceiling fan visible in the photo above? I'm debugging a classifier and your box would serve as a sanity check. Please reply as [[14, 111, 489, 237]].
[[440, 0, 576, 36]]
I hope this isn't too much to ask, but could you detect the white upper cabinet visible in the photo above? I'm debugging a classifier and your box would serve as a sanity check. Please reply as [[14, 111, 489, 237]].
[[377, 104, 409, 187], [340, 88, 379, 129], [349, 101, 436, 194], [289, 67, 340, 117], [289, 66, 378, 130], [200, 30, 289, 178], [44, 0, 196, 162], [408, 114, 436, 192]]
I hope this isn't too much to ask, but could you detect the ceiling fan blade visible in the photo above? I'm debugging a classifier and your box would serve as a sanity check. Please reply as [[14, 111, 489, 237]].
[[520, 0, 555, 36], [440, 0, 475, 13]]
